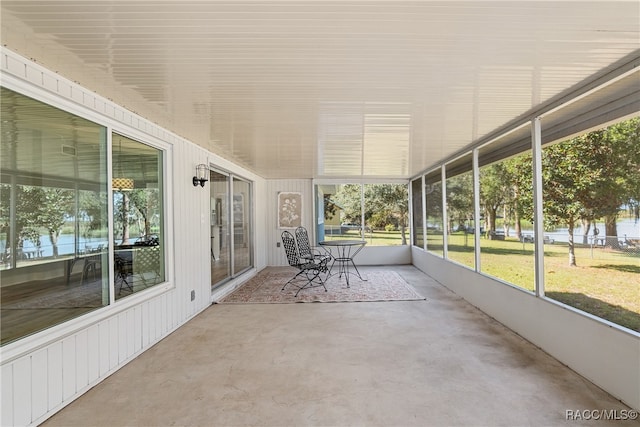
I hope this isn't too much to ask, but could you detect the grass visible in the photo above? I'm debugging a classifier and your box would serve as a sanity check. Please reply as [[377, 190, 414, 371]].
[[323, 229, 407, 245], [326, 229, 639, 331], [441, 232, 640, 332]]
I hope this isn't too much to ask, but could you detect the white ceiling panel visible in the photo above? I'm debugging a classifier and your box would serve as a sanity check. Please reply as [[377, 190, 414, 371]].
[[1, 1, 638, 179]]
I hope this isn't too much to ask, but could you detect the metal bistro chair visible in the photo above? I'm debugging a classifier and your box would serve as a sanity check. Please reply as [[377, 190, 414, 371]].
[[295, 226, 331, 262], [281, 230, 329, 296], [114, 253, 134, 295], [134, 245, 162, 287]]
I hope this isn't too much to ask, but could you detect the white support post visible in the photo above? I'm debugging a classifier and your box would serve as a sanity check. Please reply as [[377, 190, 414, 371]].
[[422, 175, 427, 251], [441, 165, 448, 259], [531, 117, 545, 297], [360, 183, 365, 239], [473, 148, 481, 272]]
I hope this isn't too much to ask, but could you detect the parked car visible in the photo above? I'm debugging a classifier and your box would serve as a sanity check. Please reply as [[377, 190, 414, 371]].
[[465, 226, 484, 234]]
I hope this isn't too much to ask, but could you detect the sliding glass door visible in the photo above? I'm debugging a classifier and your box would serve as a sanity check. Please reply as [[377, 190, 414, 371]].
[[210, 170, 253, 289], [232, 177, 252, 275], [210, 170, 230, 287]]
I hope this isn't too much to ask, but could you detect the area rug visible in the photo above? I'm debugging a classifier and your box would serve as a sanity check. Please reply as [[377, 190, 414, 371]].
[[218, 267, 426, 304]]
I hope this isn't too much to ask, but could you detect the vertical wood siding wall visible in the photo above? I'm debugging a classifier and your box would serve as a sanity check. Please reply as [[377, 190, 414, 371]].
[[266, 180, 314, 266], [0, 48, 265, 427]]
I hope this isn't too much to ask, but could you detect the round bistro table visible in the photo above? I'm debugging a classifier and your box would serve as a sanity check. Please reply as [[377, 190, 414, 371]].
[[318, 240, 367, 287]]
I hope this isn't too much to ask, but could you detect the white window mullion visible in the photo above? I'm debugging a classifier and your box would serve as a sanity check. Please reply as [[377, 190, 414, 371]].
[[473, 148, 481, 272], [422, 175, 427, 250], [532, 117, 545, 297], [441, 165, 448, 259]]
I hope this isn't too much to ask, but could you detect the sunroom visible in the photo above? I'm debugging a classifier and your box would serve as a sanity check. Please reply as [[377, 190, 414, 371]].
[[0, 1, 638, 426]]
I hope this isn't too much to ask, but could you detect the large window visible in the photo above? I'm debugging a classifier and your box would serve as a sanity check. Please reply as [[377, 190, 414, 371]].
[[112, 134, 165, 300], [541, 118, 639, 332], [317, 183, 408, 246], [478, 150, 534, 291], [363, 184, 409, 246], [411, 116, 639, 333], [1, 88, 168, 345], [1, 88, 109, 345], [320, 184, 363, 241], [446, 155, 475, 269], [425, 170, 444, 256]]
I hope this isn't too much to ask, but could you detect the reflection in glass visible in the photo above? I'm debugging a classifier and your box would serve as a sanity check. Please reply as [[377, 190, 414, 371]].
[[210, 170, 230, 287], [112, 134, 165, 300], [232, 177, 252, 275], [0, 87, 108, 345]]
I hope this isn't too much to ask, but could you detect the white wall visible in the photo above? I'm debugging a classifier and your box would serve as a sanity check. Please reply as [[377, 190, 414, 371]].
[[412, 246, 640, 411], [0, 48, 266, 427]]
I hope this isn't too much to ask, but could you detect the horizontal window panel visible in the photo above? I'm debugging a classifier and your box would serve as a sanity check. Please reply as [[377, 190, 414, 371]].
[[445, 153, 473, 178], [424, 168, 442, 185], [542, 81, 640, 145], [478, 124, 532, 168]]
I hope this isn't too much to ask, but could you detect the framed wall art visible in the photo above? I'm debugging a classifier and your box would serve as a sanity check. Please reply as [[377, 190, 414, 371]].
[[278, 192, 302, 228]]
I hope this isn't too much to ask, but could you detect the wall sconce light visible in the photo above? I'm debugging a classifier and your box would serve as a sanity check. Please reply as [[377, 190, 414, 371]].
[[193, 164, 209, 187]]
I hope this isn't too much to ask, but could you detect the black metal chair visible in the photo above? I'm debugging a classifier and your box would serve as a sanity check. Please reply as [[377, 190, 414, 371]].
[[114, 252, 133, 295], [281, 230, 329, 296], [295, 226, 330, 262], [80, 253, 101, 285]]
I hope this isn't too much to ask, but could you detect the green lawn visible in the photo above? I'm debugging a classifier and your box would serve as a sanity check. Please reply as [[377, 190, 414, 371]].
[[324, 230, 639, 331], [323, 229, 408, 245], [443, 232, 640, 332]]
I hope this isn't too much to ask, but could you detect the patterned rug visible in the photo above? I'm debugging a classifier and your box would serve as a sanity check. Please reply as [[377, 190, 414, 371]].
[[218, 267, 426, 304]]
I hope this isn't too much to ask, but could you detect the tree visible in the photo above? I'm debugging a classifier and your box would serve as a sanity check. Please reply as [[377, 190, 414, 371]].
[[577, 119, 640, 245], [504, 155, 532, 239], [479, 163, 512, 238], [129, 189, 160, 238], [323, 194, 339, 221], [38, 188, 75, 257], [541, 117, 640, 265], [364, 184, 409, 244], [541, 143, 590, 266], [331, 184, 362, 225], [425, 178, 443, 232], [3, 186, 42, 259], [446, 173, 473, 233], [326, 184, 409, 244], [79, 190, 107, 243]]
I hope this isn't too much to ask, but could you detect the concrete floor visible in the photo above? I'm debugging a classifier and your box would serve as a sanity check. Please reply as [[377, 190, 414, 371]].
[[42, 266, 636, 427]]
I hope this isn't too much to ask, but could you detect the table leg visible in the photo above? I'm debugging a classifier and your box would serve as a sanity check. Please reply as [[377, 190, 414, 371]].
[[332, 245, 367, 288], [65, 258, 79, 286]]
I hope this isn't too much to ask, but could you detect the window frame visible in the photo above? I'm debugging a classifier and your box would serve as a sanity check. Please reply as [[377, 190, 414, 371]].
[[0, 81, 175, 347], [313, 178, 410, 246]]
